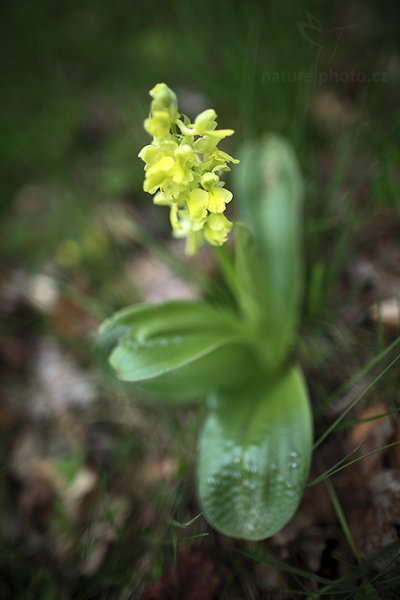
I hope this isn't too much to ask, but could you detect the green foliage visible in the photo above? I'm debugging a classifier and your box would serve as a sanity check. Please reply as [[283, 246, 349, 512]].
[[234, 135, 304, 368], [101, 300, 255, 399], [234, 222, 271, 330], [102, 132, 313, 539], [198, 367, 312, 540]]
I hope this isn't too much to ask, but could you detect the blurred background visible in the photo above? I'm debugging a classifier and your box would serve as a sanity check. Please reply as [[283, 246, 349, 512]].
[[1, 1, 400, 598]]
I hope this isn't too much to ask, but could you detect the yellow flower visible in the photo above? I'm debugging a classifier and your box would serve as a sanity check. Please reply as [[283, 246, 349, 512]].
[[144, 110, 173, 139], [203, 214, 233, 246], [172, 144, 198, 185], [143, 155, 175, 194], [142, 142, 198, 197], [201, 172, 233, 213], [139, 83, 238, 254], [208, 187, 233, 213], [149, 83, 178, 119], [187, 188, 209, 227], [144, 83, 178, 140], [177, 109, 234, 139]]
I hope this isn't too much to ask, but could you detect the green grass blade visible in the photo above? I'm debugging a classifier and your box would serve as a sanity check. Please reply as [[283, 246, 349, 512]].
[[314, 350, 400, 449], [324, 479, 363, 567], [308, 441, 400, 487]]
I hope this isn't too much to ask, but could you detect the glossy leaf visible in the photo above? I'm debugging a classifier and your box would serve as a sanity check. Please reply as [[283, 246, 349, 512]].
[[233, 135, 304, 368], [198, 366, 312, 539], [100, 300, 256, 400], [99, 300, 241, 342]]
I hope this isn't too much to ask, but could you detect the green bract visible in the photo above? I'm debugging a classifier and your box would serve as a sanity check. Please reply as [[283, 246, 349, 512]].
[[139, 83, 238, 255], [101, 95, 314, 540]]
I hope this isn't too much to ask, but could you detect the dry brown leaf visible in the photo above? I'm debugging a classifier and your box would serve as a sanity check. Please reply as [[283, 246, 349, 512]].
[[64, 468, 98, 521], [370, 298, 400, 331], [311, 89, 354, 133], [346, 402, 394, 479], [349, 403, 391, 447], [138, 456, 177, 488], [31, 338, 96, 417], [143, 546, 228, 600]]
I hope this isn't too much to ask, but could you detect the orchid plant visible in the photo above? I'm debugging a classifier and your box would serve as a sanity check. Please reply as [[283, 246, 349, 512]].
[[99, 83, 313, 540]]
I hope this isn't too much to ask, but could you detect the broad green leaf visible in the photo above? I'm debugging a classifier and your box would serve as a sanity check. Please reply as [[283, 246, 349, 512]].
[[233, 135, 304, 368], [197, 366, 312, 539], [111, 331, 253, 398], [101, 300, 256, 400], [234, 222, 270, 330], [99, 300, 241, 342]]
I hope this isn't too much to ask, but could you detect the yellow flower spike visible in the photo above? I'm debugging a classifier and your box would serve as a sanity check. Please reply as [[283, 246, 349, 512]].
[[139, 83, 238, 254]]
